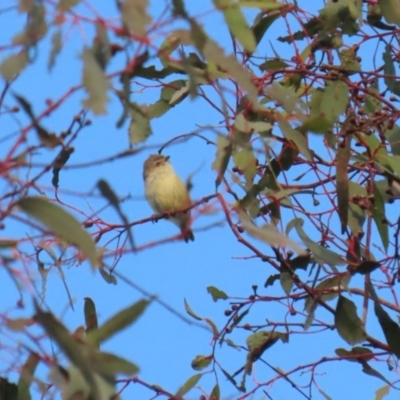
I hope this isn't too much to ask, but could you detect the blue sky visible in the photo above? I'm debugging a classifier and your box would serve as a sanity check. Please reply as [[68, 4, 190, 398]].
[[0, 0, 398, 399]]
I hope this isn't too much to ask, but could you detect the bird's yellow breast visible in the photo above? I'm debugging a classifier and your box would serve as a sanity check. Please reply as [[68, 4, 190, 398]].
[[145, 167, 191, 214]]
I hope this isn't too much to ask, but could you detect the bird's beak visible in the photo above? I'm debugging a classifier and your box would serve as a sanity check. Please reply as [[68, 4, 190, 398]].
[[164, 155, 170, 161]]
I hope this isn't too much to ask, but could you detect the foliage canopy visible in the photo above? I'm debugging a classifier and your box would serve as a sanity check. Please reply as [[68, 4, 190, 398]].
[[2, 0, 400, 399]]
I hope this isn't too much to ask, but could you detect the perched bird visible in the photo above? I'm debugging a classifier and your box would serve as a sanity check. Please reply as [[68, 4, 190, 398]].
[[143, 154, 194, 242]]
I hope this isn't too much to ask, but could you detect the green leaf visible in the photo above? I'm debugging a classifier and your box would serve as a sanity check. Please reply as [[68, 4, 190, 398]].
[[228, 309, 249, 331], [336, 134, 351, 233], [251, 12, 280, 46], [238, 0, 284, 11], [278, 119, 312, 161], [38, 261, 49, 302], [191, 355, 212, 371], [171, 0, 187, 16], [0, 378, 18, 400], [370, 283, 400, 358], [317, 388, 333, 400], [175, 374, 202, 397], [378, 0, 400, 26], [372, 182, 389, 251], [210, 383, 220, 400], [132, 64, 177, 79], [147, 79, 188, 119], [57, 0, 80, 11], [278, 16, 323, 43], [52, 147, 74, 188], [352, 260, 381, 275], [128, 103, 152, 145], [87, 351, 139, 377], [159, 33, 181, 67], [49, 364, 115, 399], [287, 253, 311, 271], [387, 124, 400, 156], [279, 271, 292, 295], [16, 197, 99, 269], [184, 298, 202, 321], [208, 318, 219, 338], [147, 100, 171, 119], [320, 80, 349, 124], [220, 367, 241, 391], [247, 330, 288, 354], [212, 135, 233, 189], [259, 189, 313, 216], [97, 179, 120, 209], [207, 286, 228, 302], [99, 268, 117, 285], [181, 53, 201, 99], [0, 239, 18, 248], [301, 89, 332, 133], [204, 318, 219, 338], [335, 346, 374, 362], [87, 299, 150, 346], [169, 83, 189, 106], [190, 21, 258, 105], [367, 8, 396, 30], [349, 0, 363, 22], [385, 155, 400, 178], [265, 82, 306, 121], [239, 212, 306, 255], [224, 338, 241, 350], [234, 112, 272, 137], [93, 23, 111, 70], [13, 4, 47, 46], [19, 0, 35, 12], [239, 163, 281, 210], [362, 362, 391, 385], [382, 45, 400, 96], [246, 331, 288, 374], [213, 0, 256, 53], [120, 0, 151, 37], [116, 73, 131, 128], [13, 94, 63, 148], [304, 301, 316, 330], [34, 304, 100, 399], [6, 318, 33, 332], [348, 182, 367, 234], [305, 273, 351, 311], [335, 295, 366, 345], [292, 218, 345, 269], [259, 58, 288, 72], [17, 352, 40, 400], [81, 48, 110, 114], [359, 131, 388, 159], [233, 147, 257, 183], [375, 385, 390, 400], [84, 297, 98, 334], [319, 0, 359, 35], [0, 50, 29, 80], [339, 47, 360, 74], [364, 82, 382, 113]]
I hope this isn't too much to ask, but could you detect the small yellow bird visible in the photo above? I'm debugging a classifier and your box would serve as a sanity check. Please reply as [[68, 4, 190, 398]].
[[143, 154, 194, 242]]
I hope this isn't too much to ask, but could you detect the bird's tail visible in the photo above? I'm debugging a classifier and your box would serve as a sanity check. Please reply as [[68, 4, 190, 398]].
[[182, 228, 195, 243]]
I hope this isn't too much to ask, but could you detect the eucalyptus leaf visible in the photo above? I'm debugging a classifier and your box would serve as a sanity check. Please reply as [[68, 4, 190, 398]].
[[213, 0, 256, 53], [81, 48, 110, 114], [335, 295, 366, 345], [292, 218, 345, 269], [16, 197, 99, 269], [175, 374, 202, 397], [87, 299, 150, 346], [370, 283, 400, 358]]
